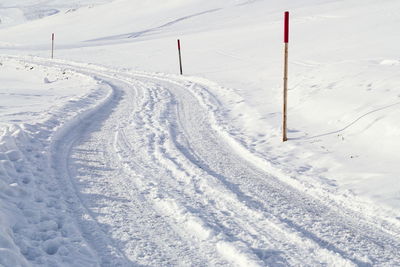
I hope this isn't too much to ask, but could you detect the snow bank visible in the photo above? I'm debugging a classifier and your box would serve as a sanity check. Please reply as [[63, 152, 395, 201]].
[[0, 57, 113, 266]]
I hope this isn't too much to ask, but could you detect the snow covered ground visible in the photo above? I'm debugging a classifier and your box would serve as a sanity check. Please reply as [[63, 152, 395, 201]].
[[0, 0, 400, 266]]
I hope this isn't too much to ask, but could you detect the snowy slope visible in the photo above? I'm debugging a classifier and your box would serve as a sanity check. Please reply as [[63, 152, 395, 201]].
[[2, 0, 399, 209], [0, 0, 111, 30], [1, 0, 400, 266]]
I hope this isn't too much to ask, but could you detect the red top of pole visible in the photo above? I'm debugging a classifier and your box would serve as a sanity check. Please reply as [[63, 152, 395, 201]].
[[284, 11, 289, 43], [177, 39, 181, 50]]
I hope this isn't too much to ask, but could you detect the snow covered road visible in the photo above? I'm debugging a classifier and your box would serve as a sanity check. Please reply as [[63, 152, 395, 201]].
[[1, 0, 400, 266], [10, 57, 396, 266]]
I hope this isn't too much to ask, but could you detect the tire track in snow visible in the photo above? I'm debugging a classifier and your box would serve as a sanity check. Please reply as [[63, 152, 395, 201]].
[[50, 78, 133, 266], [113, 79, 347, 266], [43, 63, 326, 265], [107, 76, 329, 265], [65, 75, 222, 265], [12, 56, 400, 266], [5, 56, 211, 266], [122, 73, 400, 266], [111, 80, 271, 266]]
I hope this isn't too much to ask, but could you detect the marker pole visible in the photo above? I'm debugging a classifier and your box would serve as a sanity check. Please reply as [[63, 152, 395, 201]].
[[177, 39, 183, 75], [51, 33, 55, 59], [283, 12, 289, 142]]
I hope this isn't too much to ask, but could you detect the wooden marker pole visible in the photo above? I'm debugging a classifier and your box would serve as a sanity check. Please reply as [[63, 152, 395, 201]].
[[177, 39, 183, 75], [51, 33, 55, 59], [283, 11, 289, 142]]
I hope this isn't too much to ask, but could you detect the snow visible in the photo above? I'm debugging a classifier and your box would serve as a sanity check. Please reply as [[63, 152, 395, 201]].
[[0, 0, 400, 266], [0, 58, 112, 266]]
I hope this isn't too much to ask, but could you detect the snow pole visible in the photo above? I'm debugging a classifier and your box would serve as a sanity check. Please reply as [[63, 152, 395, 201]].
[[177, 39, 183, 75], [282, 11, 289, 142], [51, 33, 55, 59]]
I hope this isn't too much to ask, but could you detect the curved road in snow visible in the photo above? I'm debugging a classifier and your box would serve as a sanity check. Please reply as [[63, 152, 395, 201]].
[[22, 57, 400, 266]]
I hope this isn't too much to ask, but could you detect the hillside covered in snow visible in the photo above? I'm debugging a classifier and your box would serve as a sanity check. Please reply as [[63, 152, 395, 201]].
[[0, 0, 400, 266]]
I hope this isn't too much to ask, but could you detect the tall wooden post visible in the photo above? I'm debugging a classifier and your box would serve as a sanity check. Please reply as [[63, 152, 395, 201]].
[[177, 39, 183, 75], [283, 12, 289, 142], [51, 33, 55, 59]]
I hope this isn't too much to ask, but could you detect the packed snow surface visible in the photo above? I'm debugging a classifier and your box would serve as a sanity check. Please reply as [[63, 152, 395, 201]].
[[0, 0, 400, 266]]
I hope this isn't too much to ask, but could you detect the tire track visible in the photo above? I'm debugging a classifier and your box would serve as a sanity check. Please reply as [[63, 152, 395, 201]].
[[12, 56, 400, 266]]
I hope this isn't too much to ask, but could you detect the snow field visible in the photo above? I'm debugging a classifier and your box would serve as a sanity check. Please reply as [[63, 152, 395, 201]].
[[2, 0, 397, 210], [0, 0, 400, 265]]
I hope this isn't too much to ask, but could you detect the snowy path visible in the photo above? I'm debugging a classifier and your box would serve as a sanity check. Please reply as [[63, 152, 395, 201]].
[[16, 57, 400, 266]]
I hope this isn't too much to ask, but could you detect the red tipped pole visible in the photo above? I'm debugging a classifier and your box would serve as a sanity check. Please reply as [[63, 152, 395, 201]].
[[283, 11, 289, 142], [51, 33, 55, 59], [177, 39, 183, 75], [284, 11, 289, 44]]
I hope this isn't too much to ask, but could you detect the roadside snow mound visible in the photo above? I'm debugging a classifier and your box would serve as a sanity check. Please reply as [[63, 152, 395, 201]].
[[0, 57, 113, 266]]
